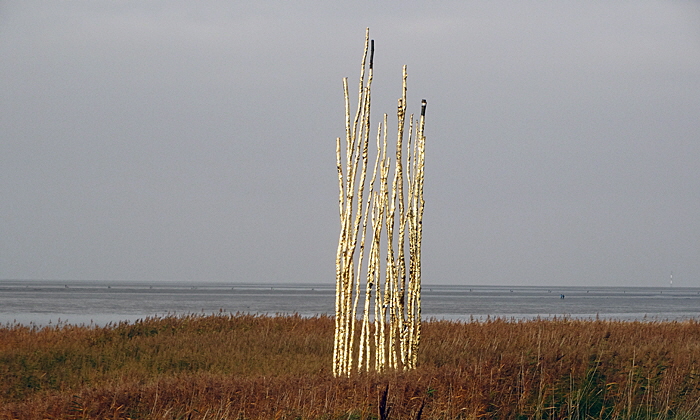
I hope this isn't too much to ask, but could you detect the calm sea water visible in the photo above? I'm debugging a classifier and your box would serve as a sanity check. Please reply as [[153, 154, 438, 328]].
[[1, 280, 699, 326]]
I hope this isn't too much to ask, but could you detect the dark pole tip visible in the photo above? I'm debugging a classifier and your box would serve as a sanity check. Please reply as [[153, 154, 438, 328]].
[[420, 99, 427, 116], [369, 40, 375, 69]]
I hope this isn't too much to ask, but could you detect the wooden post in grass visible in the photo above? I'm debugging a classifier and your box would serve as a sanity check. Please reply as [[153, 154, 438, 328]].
[[333, 29, 427, 376]]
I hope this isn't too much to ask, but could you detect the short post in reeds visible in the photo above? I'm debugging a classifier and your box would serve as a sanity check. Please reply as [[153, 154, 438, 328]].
[[333, 29, 427, 377]]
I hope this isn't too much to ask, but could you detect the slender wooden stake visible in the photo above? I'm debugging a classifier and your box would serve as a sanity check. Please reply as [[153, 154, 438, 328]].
[[380, 113, 392, 371], [384, 113, 399, 370], [334, 29, 369, 377], [345, 48, 373, 375], [395, 66, 408, 368], [374, 132, 389, 372], [412, 99, 427, 369], [357, 121, 382, 372], [334, 134, 344, 377]]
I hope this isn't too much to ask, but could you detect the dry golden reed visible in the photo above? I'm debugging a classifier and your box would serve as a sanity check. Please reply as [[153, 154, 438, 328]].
[[2, 314, 700, 419]]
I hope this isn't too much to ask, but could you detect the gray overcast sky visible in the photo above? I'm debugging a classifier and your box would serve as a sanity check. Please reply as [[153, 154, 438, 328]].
[[1, 1, 699, 287]]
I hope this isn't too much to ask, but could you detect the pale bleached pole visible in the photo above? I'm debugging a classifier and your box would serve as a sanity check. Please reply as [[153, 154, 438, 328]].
[[343, 39, 374, 375], [334, 29, 370, 377], [374, 133, 390, 372], [411, 99, 427, 369], [395, 66, 408, 368], [405, 113, 415, 369], [357, 121, 382, 372], [382, 111, 400, 370], [349, 119, 381, 375]]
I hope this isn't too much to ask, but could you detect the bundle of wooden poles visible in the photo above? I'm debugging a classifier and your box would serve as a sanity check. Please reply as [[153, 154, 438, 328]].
[[334, 29, 427, 377]]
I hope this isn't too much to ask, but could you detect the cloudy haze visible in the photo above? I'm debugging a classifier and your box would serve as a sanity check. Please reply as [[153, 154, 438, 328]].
[[2, 1, 699, 287]]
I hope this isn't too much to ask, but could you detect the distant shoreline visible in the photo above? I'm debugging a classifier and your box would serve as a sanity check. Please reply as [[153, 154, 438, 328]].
[[2, 280, 700, 326]]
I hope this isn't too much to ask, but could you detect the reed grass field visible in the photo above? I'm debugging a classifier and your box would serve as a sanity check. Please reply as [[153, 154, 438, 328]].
[[2, 313, 700, 419]]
